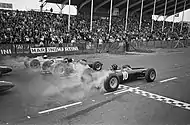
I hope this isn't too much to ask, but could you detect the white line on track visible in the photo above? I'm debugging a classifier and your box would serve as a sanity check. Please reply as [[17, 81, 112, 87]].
[[160, 77, 178, 83], [104, 84, 129, 95], [38, 102, 82, 114], [114, 85, 190, 111]]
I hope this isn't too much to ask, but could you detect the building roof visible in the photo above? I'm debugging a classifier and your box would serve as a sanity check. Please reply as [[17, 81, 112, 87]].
[[45, 0, 190, 16]]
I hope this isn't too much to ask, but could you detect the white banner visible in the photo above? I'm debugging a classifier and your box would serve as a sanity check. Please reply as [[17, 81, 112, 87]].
[[30, 48, 46, 54], [65, 47, 79, 51], [46, 47, 65, 53], [30, 46, 78, 54]]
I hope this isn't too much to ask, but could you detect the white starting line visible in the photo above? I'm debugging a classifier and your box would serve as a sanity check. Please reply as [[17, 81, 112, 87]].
[[160, 77, 178, 83], [38, 102, 82, 114]]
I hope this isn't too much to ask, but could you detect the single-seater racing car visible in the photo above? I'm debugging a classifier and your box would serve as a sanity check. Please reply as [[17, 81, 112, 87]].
[[0, 81, 15, 93], [24, 55, 103, 75], [103, 64, 156, 92], [0, 65, 13, 77]]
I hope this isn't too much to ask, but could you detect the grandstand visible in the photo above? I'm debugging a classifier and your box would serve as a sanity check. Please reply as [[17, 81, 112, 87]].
[[43, 0, 190, 16], [0, 0, 189, 53]]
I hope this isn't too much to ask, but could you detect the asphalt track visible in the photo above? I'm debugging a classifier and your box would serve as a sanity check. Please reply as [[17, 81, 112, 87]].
[[0, 48, 190, 125]]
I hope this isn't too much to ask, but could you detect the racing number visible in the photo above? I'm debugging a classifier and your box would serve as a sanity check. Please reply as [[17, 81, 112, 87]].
[[122, 71, 128, 80]]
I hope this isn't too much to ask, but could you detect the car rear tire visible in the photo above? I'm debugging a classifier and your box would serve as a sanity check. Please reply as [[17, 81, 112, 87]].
[[42, 60, 53, 71], [145, 68, 156, 82], [53, 63, 68, 76], [92, 61, 103, 71], [104, 74, 119, 92], [30, 59, 41, 69]]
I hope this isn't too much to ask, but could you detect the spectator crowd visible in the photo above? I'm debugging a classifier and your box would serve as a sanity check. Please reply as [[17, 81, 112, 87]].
[[0, 9, 189, 46]]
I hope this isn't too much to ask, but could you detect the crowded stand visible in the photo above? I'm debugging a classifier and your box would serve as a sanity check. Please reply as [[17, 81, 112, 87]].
[[0, 9, 189, 46]]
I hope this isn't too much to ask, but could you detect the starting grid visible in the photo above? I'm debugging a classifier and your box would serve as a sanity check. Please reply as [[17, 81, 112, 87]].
[[115, 85, 190, 111], [38, 84, 190, 116]]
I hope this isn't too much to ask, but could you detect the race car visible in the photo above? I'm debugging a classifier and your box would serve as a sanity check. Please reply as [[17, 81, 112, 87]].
[[0, 66, 13, 77], [24, 55, 103, 75], [103, 64, 156, 92], [24, 55, 64, 69], [0, 81, 15, 93]]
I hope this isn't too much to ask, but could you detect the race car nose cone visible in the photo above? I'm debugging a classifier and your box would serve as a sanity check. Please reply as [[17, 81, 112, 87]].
[[0, 81, 15, 92], [0, 66, 13, 74], [7, 67, 12, 73]]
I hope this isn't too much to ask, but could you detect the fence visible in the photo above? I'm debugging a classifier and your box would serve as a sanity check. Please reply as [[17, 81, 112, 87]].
[[0, 39, 189, 57]]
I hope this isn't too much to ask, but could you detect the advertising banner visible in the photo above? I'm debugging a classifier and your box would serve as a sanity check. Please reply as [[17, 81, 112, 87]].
[[0, 44, 12, 55], [46, 47, 65, 53], [15, 44, 24, 54], [64, 46, 79, 51], [0, 43, 81, 56], [30, 47, 46, 54]]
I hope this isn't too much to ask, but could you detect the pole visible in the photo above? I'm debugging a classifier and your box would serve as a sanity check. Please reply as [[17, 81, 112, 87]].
[[109, 0, 113, 33], [68, 0, 71, 32], [172, 0, 178, 32], [162, 0, 167, 32], [139, 0, 144, 31], [125, 0, 130, 31], [180, 0, 186, 33], [151, 0, 157, 32], [90, 0, 94, 32]]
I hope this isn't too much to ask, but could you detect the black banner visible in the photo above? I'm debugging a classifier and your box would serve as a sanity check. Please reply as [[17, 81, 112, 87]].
[[0, 3, 13, 9]]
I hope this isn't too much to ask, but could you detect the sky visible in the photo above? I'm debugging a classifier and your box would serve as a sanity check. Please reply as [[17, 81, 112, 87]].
[[0, 0, 190, 22]]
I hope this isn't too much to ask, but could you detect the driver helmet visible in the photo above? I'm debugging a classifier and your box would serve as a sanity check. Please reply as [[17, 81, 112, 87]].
[[43, 55, 48, 59], [111, 64, 118, 70], [68, 58, 74, 63], [64, 58, 69, 63]]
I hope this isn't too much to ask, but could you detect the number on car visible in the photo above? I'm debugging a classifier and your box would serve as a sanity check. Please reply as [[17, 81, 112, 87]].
[[122, 71, 128, 80]]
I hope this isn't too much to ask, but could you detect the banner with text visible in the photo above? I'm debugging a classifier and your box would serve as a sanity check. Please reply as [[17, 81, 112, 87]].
[[0, 44, 12, 55]]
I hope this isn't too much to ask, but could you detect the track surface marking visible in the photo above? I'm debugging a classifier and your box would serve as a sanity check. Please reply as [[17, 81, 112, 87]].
[[160, 77, 178, 83], [114, 85, 190, 111]]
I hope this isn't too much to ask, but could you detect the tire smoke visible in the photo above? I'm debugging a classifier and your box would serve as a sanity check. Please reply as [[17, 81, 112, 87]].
[[1, 56, 112, 104]]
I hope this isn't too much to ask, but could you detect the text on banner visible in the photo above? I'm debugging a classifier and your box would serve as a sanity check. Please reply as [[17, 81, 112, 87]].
[[47, 47, 64, 53], [30, 47, 46, 54], [0, 49, 12, 55], [65, 47, 79, 51]]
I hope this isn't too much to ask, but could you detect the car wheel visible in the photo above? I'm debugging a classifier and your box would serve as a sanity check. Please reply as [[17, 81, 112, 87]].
[[53, 63, 66, 75], [30, 59, 41, 69], [145, 68, 156, 82], [104, 74, 119, 92], [42, 60, 53, 71], [92, 61, 103, 71]]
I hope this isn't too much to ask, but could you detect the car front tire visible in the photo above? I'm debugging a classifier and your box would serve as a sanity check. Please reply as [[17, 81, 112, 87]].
[[145, 68, 156, 82], [104, 73, 119, 92]]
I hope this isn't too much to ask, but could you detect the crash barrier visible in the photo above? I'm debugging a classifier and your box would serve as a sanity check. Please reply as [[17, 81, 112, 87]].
[[130, 39, 190, 50], [0, 42, 96, 57], [0, 39, 189, 57]]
